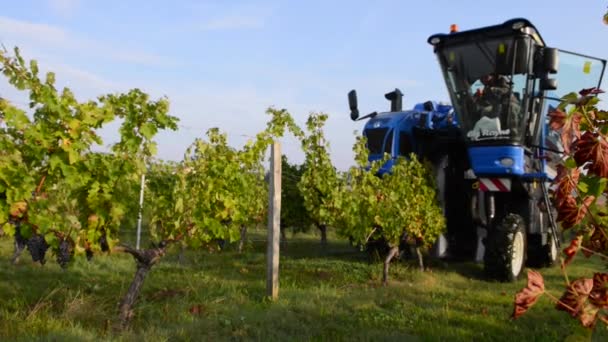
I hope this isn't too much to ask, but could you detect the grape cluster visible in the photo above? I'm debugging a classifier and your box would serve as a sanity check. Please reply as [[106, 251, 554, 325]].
[[85, 248, 94, 261], [99, 231, 109, 252], [26, 234, 49, 265], [56, 239, 74, 269], [14, 223, 27, 251]]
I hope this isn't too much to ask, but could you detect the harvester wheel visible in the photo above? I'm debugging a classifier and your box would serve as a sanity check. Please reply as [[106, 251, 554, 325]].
[[483, 213, 526, 282], [526, 209, 559, 268], [544, 234, 558, 266], [527, 233, 558, 268]]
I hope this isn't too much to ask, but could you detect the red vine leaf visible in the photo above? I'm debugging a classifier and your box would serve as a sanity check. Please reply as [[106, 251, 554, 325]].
[[574, 131, 608, 178], [589, 273, 608, 308], [560, 111, 582, 154], [582, 226, 608, 257], [556, 196, 594, 229], [592, 273, 608, 289], [512, 270, 545, 319], [548, 109, 567, 131], [562, 237, 581, 267], [579, 88, 605, 97], [554, 164, 580, 183], [579, 304, 601, 328], [553, 167, 580, 210], [556, 278, 595, 326]]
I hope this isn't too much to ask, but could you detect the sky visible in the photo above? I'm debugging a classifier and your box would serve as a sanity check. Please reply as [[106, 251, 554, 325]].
[[0, 0, 607, 169]]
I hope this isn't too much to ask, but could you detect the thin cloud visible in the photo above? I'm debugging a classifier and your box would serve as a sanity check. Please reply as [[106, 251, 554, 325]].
[[202, 14, 266, 30], [191, 4, 274, 31], [47, 0, 80, 17], [0, 16, 68, 45], [0, 16, 171, 67], [49, 63, 120, 92]]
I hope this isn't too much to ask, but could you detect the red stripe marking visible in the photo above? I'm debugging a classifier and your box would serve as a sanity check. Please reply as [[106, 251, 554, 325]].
[[479, 181, 489, 191], [490, 178, 509, 192]]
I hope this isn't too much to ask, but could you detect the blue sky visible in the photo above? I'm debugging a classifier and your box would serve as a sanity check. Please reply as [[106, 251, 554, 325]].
[[0, 0, 607, 169]]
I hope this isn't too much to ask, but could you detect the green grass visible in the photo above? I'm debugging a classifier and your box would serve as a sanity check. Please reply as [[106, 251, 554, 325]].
[[1, 229, 607, 341]]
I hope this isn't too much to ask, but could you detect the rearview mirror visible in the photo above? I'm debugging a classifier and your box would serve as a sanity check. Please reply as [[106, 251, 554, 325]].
[[543, 48, 559, 74], [348, 90, 359, 121], [540, 78, 557, 91]]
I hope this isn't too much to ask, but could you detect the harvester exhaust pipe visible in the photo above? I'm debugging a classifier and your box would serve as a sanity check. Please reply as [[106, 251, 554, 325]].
[[385, 88, 403, 112]]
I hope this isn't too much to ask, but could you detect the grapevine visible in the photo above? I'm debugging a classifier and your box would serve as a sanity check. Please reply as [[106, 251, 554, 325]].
[[512, 89, 608, 329], [332, 134, 445, 284], [298, 113, 339, 245]]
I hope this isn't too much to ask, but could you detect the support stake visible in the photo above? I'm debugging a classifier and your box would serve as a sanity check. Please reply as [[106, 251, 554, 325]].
[[266, 142, 281, 299]]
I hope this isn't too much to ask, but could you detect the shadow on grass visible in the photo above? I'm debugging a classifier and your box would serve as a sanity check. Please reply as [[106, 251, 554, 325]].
[[429, 257, 488, 281]]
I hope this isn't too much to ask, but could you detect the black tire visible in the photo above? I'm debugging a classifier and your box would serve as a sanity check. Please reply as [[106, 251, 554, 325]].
[[526, 208, 559, 268], [483, 213, 527, 282], [526, 233, 558, 268]]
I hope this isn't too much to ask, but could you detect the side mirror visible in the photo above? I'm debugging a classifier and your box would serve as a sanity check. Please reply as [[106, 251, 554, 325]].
[[540, 78, 558, 91], [348, 90, 359, 121], [543, 47, 559, 74]]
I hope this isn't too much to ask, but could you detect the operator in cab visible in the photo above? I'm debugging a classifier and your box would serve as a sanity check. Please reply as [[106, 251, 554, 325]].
[[467, 73, 522, 141]]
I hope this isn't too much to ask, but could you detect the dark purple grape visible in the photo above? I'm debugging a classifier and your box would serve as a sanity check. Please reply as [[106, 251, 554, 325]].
[[11, 224, 27, 264], [56, 239, 74, 269], [86, 248, 94, 261], [14, 223, 27, 250], [99, 232, 109, 252], [26, 234, 49, 265]]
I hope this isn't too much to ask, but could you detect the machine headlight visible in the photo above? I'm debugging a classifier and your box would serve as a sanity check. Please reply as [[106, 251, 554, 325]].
[[499, 157, 514, 167]]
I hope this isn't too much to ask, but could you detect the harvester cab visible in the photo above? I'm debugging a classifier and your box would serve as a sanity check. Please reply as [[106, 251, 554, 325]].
[[425, 18, 606, 281], [428, 19, 604, 179]]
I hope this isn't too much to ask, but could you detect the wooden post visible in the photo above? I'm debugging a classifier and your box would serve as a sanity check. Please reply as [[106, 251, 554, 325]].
[[267, 142, 281, 299]]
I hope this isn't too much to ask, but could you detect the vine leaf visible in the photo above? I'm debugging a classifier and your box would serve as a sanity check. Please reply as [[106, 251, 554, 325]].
[[582, 226, 608, 257], [557, 196, 594, 229], [589, 273, 608, 308], [579, 88, 605, 97], [574, 131, 608, 178], [512, 270, 545, 319], [563, 237, 581, 267], [553, 166, 580, 211], [548, 108, 581, 154], [548, 109, 566, 131], [556, 278, 598, 328]]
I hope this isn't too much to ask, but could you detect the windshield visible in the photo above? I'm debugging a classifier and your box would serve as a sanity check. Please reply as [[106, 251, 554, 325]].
[[437, 37, 533, 144], [545, 50, 606, 101]]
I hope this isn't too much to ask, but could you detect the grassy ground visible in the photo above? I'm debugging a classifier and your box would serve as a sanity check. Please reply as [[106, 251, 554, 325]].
[[0, 229, 607, 341]]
